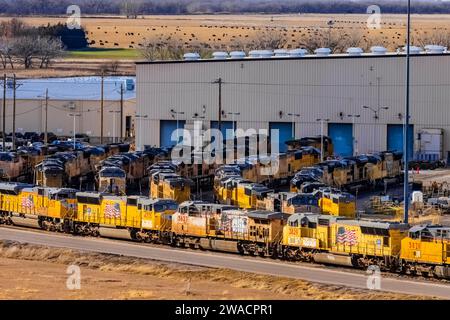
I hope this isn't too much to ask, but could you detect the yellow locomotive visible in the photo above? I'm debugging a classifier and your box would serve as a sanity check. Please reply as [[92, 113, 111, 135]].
[[281, 212, 409, 269], [149, 169, 191, 203], [400, 225, 450, 277], [1, 181, 450, 279], [74, 192, 178, 242], [316, 188, 356, 218], [172, 201, 286, 256], [0, 182, 77, 231], [215, 176, 273, 209], [291, 151, 403, 192]]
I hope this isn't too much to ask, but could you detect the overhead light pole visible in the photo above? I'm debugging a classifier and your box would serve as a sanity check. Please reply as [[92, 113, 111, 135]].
[[227, 112, 240, 136], [348, 114, 360, 156], [170, 109, 185, 143], [135, 114, 148, 151], [404, 0, 412, 224], [109, 110, 121, 143], [362, 105, 389, 152], [287, 113, 300, 139], [37, 89, 50, 146], [69, 113, 81, 150], [316, 118, 330, 162]]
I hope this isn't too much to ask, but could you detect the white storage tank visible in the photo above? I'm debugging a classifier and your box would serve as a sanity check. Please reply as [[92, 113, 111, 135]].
[[346, 47, 364, 56], [229, 51, 246, 59], [183, 52, 200, 61], [424, 45, 446, 54], [289, 48, 308, 57], [212, 51, 229, 59], [371, 46, 388, 55], [315, 48, 331, 56]]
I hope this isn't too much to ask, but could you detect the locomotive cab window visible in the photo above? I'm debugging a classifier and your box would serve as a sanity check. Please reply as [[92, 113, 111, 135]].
[[127, 198, 137, 206]]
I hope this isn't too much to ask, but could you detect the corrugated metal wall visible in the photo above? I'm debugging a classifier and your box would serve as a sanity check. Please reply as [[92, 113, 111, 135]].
[[136, 54, 450, 158]]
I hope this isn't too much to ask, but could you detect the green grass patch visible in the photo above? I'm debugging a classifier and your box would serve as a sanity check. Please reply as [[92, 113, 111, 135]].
[[67, 48, 141, 60]]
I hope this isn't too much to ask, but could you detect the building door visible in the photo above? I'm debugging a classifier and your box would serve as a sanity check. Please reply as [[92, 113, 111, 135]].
[[210, 121, 235, 141], [125, 116, 131, 138], [160, 120, 186, 147], [269, 122, 293, 153], [328, 123, 353, 157], [387, 124, 414, 158]]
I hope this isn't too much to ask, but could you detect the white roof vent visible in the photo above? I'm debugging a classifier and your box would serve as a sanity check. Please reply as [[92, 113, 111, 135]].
[[212, 51, 229, 59], [183, 52, 200, 61], [249, 50, 273, 58], [274, 49, 289, 57], [370, 46, 387, 55], [229, 51, 246, 59], [402, 46, 422, 54], [424, 45, 445, 54], [346, 47, 364, 56], [289, 48, 308, 57], [249, 50, 261, 58], [314, 47, 331, 56]]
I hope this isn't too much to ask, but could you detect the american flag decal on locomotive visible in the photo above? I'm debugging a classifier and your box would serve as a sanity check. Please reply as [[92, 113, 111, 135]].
[[105, 202, 121, 219], [337, 227, 357, 245], [21, 195, 34, 209]]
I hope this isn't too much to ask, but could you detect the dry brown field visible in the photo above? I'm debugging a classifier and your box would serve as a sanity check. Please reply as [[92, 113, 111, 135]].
[[1, 14, 450, 51], [0, 240, 432, 300]]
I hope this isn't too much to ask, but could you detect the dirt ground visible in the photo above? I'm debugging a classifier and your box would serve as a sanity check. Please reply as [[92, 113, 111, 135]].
[[0, 240, 432, 300]]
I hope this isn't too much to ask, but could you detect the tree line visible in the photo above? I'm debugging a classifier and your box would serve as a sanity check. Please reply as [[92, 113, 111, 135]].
[[1, 0, 450, 15], [0, 19, 88, 70]]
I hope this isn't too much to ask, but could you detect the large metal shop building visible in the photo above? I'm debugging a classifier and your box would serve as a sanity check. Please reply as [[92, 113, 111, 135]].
[[136, 46, 450, 161]]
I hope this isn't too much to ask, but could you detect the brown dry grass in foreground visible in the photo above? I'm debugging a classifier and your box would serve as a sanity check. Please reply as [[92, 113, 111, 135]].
[[0, 240, 433, 300]]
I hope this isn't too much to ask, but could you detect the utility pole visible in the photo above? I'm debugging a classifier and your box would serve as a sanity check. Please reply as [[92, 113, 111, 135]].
[[404, 0, 411, 224], [12, 74, 18, 150], [44, 89, 48, 145], [213, 78, 223, 133], [120, 82, 124, 142], [100, 73, 104, 144], [44, 88, 49, 145], [2, 74, 6, 151], [317, 118, 330, 162]]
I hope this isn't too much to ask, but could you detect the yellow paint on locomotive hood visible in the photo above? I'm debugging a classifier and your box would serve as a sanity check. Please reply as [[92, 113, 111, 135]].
[[400, 226, 450, 265], [282, 213, 408, 257]]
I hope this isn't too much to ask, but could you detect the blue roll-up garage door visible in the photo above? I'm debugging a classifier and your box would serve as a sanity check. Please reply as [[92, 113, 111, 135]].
[[328, 123, 353, 157], [160, 120, 186, 147], [387, 124, 414, 158], [211, 121, 235, 141], [269, 122, 293, 153]]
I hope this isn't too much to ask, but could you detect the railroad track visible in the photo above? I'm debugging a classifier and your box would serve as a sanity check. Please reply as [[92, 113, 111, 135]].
[[0, 225, 449, 299]]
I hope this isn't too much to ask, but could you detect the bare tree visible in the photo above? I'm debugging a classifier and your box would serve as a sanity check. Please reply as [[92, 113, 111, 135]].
[[248, 30, 288, 50], [11, 36, 37, 69], [35, 36, 65, 69], [414, 31, 450, 49], [0, 39, 15, 69], [297, 28, 369, 53], [140, 38, 185, 61]]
